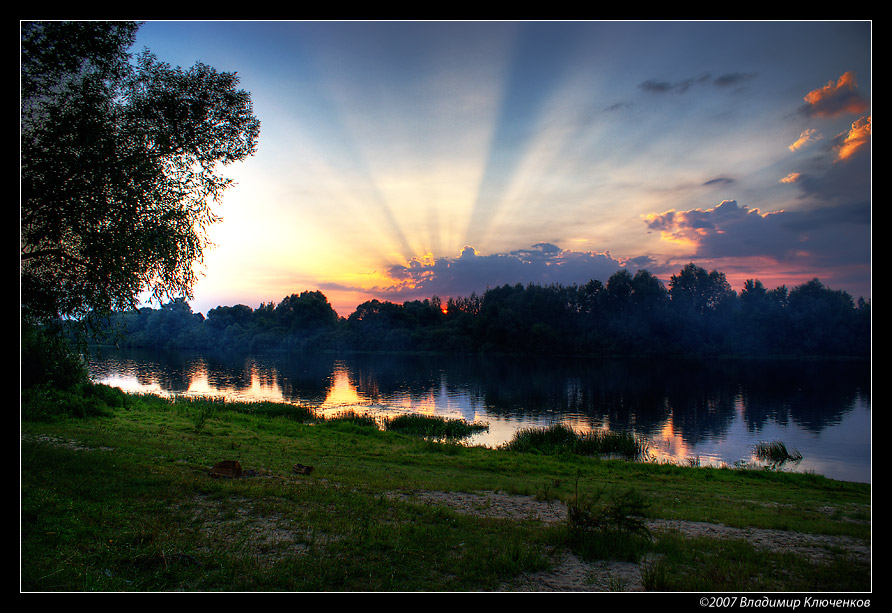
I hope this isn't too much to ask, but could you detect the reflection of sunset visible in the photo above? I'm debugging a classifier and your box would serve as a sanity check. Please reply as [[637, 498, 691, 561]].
[[89, 349, 870, 482], [244, 362, 286, 403], [649, 416, 692, 464], [321, 363, 363, 408]]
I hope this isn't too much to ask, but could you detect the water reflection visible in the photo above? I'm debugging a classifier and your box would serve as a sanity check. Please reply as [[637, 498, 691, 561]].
[[88, 348, 870, 483]]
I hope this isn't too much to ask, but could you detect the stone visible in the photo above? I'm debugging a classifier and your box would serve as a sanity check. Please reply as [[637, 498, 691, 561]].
[[292, 463, 314, 475], [209, 460, 243, 478]]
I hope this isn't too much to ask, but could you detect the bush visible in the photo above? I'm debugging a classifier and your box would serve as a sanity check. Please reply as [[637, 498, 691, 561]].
[[564, 481, 653, 563], [21, 325, 88, 390], [21, 383, 119, 421]]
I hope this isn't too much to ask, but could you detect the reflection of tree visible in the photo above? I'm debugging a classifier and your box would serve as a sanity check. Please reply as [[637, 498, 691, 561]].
[[91, 348, 868, 449], [735, 360, 870, 433], [270, 354, 337, 405]]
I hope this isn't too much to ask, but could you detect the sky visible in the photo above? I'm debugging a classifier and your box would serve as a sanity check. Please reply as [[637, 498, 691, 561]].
[[131, 20, 871, 318]]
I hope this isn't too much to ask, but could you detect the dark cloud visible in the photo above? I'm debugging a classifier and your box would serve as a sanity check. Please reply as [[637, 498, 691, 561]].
[[643, 199, 869, 274], [799, 71, 869, 118], [713, 72, 758, 87], [703, 177, 735, 186], [638, 78, 698, 94], [788, 122, 871, 207], [603, 101, 633, 112], [638, 72, 757, 95], [377, 244, 635, 302]]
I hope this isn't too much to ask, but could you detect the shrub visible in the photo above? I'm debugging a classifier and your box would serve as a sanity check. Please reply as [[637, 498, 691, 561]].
[[21, 325, 88, 391]]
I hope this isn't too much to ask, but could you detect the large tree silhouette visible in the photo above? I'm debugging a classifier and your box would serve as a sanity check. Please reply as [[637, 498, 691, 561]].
[[21, 21, 260, 328]]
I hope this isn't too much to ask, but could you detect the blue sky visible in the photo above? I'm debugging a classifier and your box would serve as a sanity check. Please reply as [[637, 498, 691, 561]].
[[132, 20, 871, 317]]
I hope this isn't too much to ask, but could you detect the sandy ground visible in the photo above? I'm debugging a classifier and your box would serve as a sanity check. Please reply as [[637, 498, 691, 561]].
[[387, 489, 871, 592]]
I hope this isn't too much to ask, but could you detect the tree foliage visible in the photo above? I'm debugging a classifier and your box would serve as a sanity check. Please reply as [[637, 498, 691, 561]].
[[21, 21, 260, 328], [93, 263, 870, 359]]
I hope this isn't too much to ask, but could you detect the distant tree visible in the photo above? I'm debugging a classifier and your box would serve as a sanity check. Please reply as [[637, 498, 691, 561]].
[[206, 304, 254, 332], [275, 291, 339, 333], [786, 278, 862, 355], [630, 270, 669, 309], [606, 269, 634, 310], [668, 263, 735, 316], [21, 21, 260, 330]]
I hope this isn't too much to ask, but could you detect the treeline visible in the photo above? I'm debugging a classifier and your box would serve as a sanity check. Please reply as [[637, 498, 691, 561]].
[[89, 264, 871, 358]]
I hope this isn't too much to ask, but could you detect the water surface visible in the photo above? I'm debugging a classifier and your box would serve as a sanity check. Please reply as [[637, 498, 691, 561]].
[[88, 348, 871, 483]]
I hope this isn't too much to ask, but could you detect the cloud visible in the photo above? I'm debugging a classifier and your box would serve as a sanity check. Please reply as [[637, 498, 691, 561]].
[[638, 72, 757, 95], [788, 128, 822, 152], [642, 199, 869, 269], [834, 115, 871, 161], [800, 71, 869, 118], [785, 119, 870, 205], [643, 200, 782, 253], [374, 243, 635, 301], [703, 177, 735, 187], [712, 72, 758, 88], [782, 73, 869, 206]]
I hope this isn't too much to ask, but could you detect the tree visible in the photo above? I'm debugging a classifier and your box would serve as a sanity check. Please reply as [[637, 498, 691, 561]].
[[275, 291, 339, 333], [21, 21, 260, 329], [668, 263, 735, 316]]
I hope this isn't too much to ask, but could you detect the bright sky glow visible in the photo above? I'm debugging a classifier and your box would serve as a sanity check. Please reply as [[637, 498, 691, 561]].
[[132, 20, 871, 317]]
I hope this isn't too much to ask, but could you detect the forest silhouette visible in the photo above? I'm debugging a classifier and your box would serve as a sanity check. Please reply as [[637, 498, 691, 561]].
[[91, 263, 870, 358]]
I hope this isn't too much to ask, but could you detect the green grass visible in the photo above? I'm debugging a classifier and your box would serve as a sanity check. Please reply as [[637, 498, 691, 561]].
[[20, 384, 871, 592], [499, 422, 649, 459], [382, 413, 489, 440]]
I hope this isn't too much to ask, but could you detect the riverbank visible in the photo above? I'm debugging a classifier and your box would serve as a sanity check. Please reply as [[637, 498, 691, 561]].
[[21, 385, 871, 592]]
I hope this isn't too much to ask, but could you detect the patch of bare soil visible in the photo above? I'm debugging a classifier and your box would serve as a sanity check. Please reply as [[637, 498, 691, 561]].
[[387, 490, 871, 592]]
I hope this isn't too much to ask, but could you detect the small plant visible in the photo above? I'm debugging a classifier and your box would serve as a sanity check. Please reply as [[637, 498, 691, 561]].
[[563, 474, 652, 563], [753, 440, 803, 467], [639, 555, 670, 591], [175, 396, 226, 432], [567, 485, 651, 539]]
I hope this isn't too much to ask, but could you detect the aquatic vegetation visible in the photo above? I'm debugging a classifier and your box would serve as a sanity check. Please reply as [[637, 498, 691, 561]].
[[499, 423, 648, 460], [383, 413, 489, 441], [753, 440, 803, 467]]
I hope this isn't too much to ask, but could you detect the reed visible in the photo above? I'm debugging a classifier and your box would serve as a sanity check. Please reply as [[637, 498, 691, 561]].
[[383, 413, 489, 441], [753, 440, 803, 467], [500, 423, 648, 460], [323, 409, 379, 428]]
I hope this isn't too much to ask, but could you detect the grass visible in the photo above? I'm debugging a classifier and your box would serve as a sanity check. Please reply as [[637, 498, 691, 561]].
[[753, 440, 804, 467], [499, 422, 649, 459], [382, 413, 490, 441], [20, 383, 871, 592]]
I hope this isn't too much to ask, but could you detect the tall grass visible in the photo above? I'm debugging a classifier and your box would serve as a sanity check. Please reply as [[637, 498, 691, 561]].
[[383, 413, 489, 441], [499, 423, 648, 460], [753, 440, 803, 467]]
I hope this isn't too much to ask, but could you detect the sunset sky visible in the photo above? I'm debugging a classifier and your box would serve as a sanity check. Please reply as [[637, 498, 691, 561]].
[[132, 20, 871, 317]]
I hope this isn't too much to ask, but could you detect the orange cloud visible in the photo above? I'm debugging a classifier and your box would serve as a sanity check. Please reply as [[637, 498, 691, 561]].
[[788, 128, 821, 151], [780, 172, 801, 184], [835, 115, 871, 161], [802, 71, 869, 118]]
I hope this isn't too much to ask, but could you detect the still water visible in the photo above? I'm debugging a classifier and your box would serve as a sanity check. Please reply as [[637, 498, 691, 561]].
[[88, 348, 871, 483]]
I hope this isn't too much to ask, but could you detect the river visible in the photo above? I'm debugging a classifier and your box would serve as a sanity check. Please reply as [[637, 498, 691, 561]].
[[87, 348, 871, 483]]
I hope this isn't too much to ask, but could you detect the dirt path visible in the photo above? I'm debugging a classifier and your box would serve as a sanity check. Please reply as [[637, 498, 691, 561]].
[[387, 489, 871, 592]]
